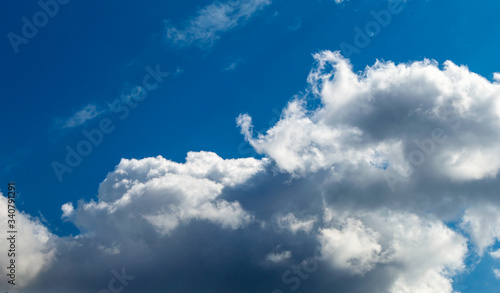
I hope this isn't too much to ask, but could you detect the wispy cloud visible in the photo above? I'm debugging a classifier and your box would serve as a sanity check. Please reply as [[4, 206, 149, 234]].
[[494, 268, 500, 280], [165, 0, 271, 48], [288, 17, 302, 31], [265, 250, 292, 263], [223, 58, 243, 71], [491, 249, 500, 259], [60, 104, 103, 128]]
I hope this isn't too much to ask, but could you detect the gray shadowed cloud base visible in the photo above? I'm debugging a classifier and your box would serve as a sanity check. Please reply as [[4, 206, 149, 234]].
[[3, 51, 500, 292]]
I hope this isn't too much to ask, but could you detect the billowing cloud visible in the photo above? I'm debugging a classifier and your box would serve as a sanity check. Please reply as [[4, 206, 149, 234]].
[[318, 208, 467, 292], [5, 52, 500, 292], [319, 218, 382, 274], [461, 204, 500, 255], [0, 194, 56, 287], [69, 151, 267, 237], [239, 51, 500, 183]]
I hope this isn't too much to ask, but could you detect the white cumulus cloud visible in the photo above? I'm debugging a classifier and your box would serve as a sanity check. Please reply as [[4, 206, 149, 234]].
[[0, 194, 56, 287], [8, 52, 500, 292], [69, 151, 267, 236]]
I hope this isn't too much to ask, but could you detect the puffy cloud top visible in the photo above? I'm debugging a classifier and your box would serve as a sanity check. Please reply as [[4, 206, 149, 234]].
[[72, 151, 267, 236], [239, 51, 500, 183]]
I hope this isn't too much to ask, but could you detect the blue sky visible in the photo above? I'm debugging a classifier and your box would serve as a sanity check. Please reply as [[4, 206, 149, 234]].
[[2, 0, 500, 292]]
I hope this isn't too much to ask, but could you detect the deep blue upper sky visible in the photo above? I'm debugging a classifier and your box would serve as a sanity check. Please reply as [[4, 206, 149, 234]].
[[2, 1, 500, 291]]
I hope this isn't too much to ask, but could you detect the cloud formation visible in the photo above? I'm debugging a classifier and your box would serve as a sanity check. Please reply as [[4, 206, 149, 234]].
[[4, 51, 500, 292], [239, 51, 500, 181], [0, 194, 56, 287], [494, 268, 500, 280], [71, 151, 267, 237]]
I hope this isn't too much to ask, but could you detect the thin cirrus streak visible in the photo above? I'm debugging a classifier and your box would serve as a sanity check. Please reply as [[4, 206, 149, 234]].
[[165, 0, 272, 48]]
